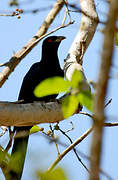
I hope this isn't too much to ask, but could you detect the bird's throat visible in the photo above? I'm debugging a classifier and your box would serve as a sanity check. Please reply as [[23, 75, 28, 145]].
[[41, 49, 60, 67]]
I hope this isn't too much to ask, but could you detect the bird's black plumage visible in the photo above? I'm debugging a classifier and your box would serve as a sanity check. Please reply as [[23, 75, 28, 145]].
[[18, 36, 65, 103], [11, 36, 65, 179]]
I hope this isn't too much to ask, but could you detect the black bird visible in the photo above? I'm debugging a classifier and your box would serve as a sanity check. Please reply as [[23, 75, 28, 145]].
[[10, 36, 65, 179]]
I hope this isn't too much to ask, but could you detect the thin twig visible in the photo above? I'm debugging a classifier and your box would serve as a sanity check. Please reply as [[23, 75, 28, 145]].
[[5, 127, 15, 152], [104, 98, 112, 108], [0, 0, 65, 87], [79, 97, 112, 118], [79, 112, 93, 118], [64, 121, 74, 133], [0, 21, 73, 73], [35, 124, 115, 180], [48, 126, 93, 172], [49, 124, 60, 156], [0, 126, 8, 137], [58, 127, 89, 172], [31, 21, 74, 48], [62, 8, 68, 25], [63, 0, 71, 22], [104, 122, 118, 127]]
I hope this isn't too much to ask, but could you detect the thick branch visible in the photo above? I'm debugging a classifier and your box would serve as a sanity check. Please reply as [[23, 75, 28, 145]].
[[89, 1, 118, 180], [0, 0, 64, 87], [65, 0, 98, 66], [0, 0, 98, 127], [0, 101, 64, 126], [63, 0, 98, 83]]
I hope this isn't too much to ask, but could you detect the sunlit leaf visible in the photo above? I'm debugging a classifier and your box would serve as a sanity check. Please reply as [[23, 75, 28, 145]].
[[34, 76, 70, 98], [0, 147, 10, 165], [8, 152, 23, 173], [37, 168, 67, 180], [70, 69, 83, 88], [9, 0, 18, 6], [0, 148, 23, 175], [30, 125, 40, 134], [115, 32, 118, 47], [77, 91, 93, 112], [62, 95, 79, 119]]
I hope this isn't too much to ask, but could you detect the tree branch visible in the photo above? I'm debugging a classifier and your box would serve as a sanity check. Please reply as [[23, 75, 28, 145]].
[[63, 0, 98, 92], [47, 120, 118, 173], [0, 100, 64, 126], [64, 0, 99, 66], [48, 126, 93, 172], [89, 1, 118, 179], [0, 0, 64, 87], [0, 0, 98, 128]]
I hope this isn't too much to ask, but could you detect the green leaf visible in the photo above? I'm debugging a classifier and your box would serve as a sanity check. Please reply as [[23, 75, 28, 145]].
[[0, 147, 10, 165], [115, 32, 118, 47], [9, 0, 18, 6], [62, 95, 79, 119], [77, 91, 93, 112], [30, 125, 40, 134], [8, 152, 24, 173], [34, 76, 70, 98], [0, 147, 24, 174], [70, 69, 83, 88], [37, 168, 67, 180]]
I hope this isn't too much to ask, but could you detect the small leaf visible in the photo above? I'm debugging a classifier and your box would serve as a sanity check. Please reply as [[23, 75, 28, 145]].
[[115, 32, 118, 47], [62, 95, 79, 119], [70, 69, 83, 88], [0, 147, 10, 164], [78, 91, 93, 112], [8, 152, 23, 173], [37, 168, 67, 180], [30, 125, 40, 134], [34, 76, 70, 98]]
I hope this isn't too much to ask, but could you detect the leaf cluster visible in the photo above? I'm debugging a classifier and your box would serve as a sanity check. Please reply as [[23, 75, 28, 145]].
[[34, 70, 93, 119]]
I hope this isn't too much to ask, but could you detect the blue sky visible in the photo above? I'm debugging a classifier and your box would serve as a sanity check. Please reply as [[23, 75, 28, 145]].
[[0, 0, 118, 180]]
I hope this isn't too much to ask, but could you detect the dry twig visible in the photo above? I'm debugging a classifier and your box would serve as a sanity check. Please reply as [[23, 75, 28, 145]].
[[58, 126, 89, 172], [48, 126, 93, 172], [0, 0, 65, 87]]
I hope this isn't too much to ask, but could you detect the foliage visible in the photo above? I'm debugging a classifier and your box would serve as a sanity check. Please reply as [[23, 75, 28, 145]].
[[9, 0, 18, 6], [37, 168, 67, 180], [30, 125, 40, 134], [115, 32, 118, 47], [34, 76, 70, 97], [34, 70, 93, 118]]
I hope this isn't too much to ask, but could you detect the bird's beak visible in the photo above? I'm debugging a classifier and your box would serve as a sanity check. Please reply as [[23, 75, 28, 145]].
[[55, 36, 66, 42]]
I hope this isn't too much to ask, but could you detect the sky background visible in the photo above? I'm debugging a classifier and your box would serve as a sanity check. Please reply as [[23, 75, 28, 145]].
[[0, 0, 118, 180]]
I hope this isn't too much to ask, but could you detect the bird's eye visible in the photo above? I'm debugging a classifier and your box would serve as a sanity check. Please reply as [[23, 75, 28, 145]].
[[48, 39, 53, 43]]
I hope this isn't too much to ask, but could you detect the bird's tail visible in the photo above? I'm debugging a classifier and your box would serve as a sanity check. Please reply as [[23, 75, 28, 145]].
[[7, 126, 31, 180]]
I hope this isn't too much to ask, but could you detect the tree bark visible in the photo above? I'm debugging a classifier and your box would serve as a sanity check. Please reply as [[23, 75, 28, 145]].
[[89, 1, 118, 179]]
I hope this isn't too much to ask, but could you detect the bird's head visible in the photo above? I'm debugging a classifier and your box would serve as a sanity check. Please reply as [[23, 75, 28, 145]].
[[42, 36, 66, 51]]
